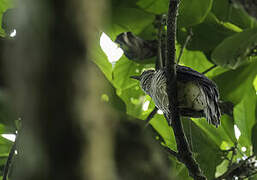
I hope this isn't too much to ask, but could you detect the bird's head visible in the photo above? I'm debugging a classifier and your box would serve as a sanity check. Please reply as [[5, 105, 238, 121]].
[[130, 70, 155, 93]]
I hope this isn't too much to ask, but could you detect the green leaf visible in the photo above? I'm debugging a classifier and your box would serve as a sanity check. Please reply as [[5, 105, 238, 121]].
[[105, 8, 155, 39], [234, 87, 257, 148], [192, 115, 236, 148], [136, 0, 169, 14], [213, 61, 257, 104], [150, 114, 176, 150], [178, 13, 239, 55], [182, 118, 223, 179], [178, 0, 213, 27], [176, 44, 213, 73], [252, 123, 257, 157], [211, 28, 257, 69], [137, 0, 213, 28], [212, 0, 257, 29]]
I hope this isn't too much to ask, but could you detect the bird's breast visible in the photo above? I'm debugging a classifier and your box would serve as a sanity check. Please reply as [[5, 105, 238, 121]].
[[177, 81, 206, 111]]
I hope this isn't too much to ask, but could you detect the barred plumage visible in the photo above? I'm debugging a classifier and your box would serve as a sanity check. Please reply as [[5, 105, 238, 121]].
[[132, 65, 221, 127]]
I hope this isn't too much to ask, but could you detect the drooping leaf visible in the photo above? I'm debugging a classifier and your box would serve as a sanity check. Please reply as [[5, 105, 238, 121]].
[[211, 27, 257, 69], [212, 0, 257, 29]]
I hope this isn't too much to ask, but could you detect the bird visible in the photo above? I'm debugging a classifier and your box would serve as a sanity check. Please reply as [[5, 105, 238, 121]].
[[131, 65, 221, 127], [115, 32, 157, 60]]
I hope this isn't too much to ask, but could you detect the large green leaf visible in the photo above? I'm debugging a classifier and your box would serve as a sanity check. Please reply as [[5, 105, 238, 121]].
[[191, 115, 236, 148], [177, 13, 240, 55], [182, 118, 223, 179], [176, 44, 213, 73], [137, 0, 212, 28], [213, 61, 257, 104], [136, 0, 169, 14], [211, 28, 257, 69], [178, 0, 212, 27], [105, 8, 155, 39]]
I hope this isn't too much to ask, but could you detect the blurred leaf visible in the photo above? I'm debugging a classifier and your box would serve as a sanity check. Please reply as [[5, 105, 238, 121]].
[[252, 123, 257, 157], [178, 0, 212, 27], [1, 8, 16, 35], [215, 159, 229, 178], [213, 61, 257, 104], [0, 0, 14, 37], [212, 0, 257, 29], [211, 27, 257, 69], [234, 87, 257, 148], [91, 37, 113, 81], [0, 136, 12, 160]]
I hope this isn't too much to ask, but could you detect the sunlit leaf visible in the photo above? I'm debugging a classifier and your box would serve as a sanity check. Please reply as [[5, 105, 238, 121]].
[[234, 87, 257, 148]]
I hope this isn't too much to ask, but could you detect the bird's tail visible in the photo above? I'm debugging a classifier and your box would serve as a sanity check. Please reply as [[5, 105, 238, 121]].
[[202, 84, 221, 127]]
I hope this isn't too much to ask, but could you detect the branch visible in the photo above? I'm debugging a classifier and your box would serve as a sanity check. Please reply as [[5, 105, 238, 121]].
[[166, 0, 206, 179], [201, 64, 217, 74], [144, 107, 158, 128], [3, 135, 17, 180]]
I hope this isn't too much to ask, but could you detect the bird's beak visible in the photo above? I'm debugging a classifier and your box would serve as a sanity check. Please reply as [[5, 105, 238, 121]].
[[130, 75, 141, 81]]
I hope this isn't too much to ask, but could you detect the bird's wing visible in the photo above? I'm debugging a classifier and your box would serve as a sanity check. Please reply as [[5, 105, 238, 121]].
[[150, 70, 170, 114], [177, 65, 221, 127]]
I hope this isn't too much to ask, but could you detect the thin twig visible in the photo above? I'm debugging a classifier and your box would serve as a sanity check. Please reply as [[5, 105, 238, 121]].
[[166, 0, 206, 179], [215, 155, 256, 180], [177, 28, 193, 64], [144, 107, 158, 128], [157, 16, 163, 69], [202, 64, 217, 74], [163, 146, 179, 158]]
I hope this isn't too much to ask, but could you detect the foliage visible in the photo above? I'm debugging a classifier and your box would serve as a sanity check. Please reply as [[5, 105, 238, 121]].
[[0, 0, 257, 179]]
